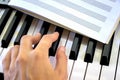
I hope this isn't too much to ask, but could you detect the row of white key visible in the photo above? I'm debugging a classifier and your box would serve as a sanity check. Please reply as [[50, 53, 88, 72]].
[[70, 23, 120, 80], [100, 23, 120, 80], [70, 37, 89, 80]]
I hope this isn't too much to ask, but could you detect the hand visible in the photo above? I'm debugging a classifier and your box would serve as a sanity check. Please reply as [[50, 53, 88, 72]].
[[2, 32, 68, 80]]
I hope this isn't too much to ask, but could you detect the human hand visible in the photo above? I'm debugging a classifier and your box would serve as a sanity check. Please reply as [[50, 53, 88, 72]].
[[2, 32, 68, 80]]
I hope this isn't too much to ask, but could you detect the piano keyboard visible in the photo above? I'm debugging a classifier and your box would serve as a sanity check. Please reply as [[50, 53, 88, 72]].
[[0, 8, 120, 80]]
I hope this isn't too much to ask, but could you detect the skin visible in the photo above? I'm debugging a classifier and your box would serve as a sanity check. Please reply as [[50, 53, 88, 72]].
[[2, 32, 68, 80]]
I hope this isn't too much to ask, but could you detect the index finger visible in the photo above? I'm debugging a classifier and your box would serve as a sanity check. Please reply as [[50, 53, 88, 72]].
[[35, 32, 59, 55], [20, 33, 41, 52]]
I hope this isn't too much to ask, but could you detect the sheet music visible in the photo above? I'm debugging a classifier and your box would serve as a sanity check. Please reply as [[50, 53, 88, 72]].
[[8, 0, 120, 43]]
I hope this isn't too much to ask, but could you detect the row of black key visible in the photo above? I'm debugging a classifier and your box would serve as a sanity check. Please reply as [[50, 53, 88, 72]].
[[2, 11, 23, 47], [0, 8, 114, 66], [0, 8, 12, 35], [14, 15, 34, 45], [69, 32, 114, 66]]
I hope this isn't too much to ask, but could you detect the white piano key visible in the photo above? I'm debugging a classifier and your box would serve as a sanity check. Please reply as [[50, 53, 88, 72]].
[[48, 28, 71, 80], [27, 18, 39, 48], [49, 29, 67, 67], [49, 57, 76, 80], [68, 59, 74, 80], [115, 24, 120, 80], [0, 47, 12, 73], [47, 24, 56, 34], [33, 20, 44, 35], [0, 9, 5, 19], [0, 10, 16, 46], [46, 24, 56, 57], [9, 14, 26, 46], [116, 46, 120, 80], [0, 9, 1, 13], [70, 37, 89, 80], [49, 56, 56, 68], [0, 47, 3, 56], [49, 28, 70, 76], [58, 29, 70, 80], [65, 32, 75, 79], [39, 24, 56, 67], [27, 18, 39, 35], [65, 32, 75, 58], [58, 29, 69, 47], [100, 24, 120, 80], [85, 42, 103, 80], [0, 57, 4, 73]]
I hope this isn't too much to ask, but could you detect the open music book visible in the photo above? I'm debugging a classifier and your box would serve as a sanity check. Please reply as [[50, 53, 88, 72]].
[[2, 0, 120, 43]]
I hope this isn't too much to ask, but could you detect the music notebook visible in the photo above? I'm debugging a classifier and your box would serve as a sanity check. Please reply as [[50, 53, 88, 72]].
[[1, 0, 120, 43]]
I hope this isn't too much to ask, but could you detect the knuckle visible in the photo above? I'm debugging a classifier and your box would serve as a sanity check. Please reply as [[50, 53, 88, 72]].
[[31, 50, 39, 54], [8, 68, 13, 74], [31, 50, 42, 59], [14, 45, 19, 49], [30, 50, 46, 61], [16, 57, 27, 65], [20, 35, 34, 45]]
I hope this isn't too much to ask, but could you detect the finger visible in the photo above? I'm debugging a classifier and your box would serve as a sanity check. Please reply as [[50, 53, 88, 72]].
[[20, 33, 41, 51], [2, 47, 12, 73], [9, 45, 19, 71], [15, 33, 41, 80], [55, 46, 67, 78], [35, 32, 59, 55]]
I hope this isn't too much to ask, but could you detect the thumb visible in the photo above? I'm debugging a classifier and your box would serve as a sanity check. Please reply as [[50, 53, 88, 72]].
[[55, 46, 68, 78]]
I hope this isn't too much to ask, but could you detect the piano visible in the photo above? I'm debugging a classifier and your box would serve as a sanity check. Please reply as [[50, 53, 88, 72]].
[[0, 7, 120, 80]]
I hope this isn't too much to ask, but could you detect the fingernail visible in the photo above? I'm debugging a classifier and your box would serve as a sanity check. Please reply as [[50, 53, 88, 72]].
[[36, 33, 41, 36], [54, 32, 59, 35]]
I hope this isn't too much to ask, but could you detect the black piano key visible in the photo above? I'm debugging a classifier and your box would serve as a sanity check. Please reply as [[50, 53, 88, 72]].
[[0, 8, 12, 35], [69, 34, 82, 60], [1, 11, 23, 48], [14, 15, 33, 45], [33, 21, 50, 48], [0, 73, 4, 80], [100, 35, 114, 66], [49, 27, 63, 56], [40, 21, 50, 36], [84, 39, 97, 63]]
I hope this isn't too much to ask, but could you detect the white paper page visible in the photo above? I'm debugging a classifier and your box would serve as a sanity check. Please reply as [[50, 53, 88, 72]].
[[8, 0, 120, 43]]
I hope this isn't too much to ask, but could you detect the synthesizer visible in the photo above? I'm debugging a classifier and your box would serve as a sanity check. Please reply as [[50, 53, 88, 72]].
[[0, 8, 120, 80]]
